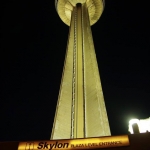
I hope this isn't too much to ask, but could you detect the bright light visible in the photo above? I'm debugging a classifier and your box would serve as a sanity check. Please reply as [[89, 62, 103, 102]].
[[129, 119, 139, 125], [128, 119, 139, 134], [128, 117, 150, 134], [139, 118, 150, 133]]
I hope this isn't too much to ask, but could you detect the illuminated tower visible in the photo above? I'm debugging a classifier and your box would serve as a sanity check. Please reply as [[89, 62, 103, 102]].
[[51, 0, 111, 139]]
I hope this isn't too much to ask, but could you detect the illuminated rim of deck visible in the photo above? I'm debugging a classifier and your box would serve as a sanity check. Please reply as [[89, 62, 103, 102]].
[[55, 0, 105, 26]]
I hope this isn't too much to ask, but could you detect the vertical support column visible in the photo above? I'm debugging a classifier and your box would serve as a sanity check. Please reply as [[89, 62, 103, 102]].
[[82, 3, 111, 137], [74, 3, 84, 138]]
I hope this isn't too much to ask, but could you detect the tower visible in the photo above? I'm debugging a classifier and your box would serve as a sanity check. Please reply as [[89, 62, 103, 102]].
[[51, 0, 111, 139]]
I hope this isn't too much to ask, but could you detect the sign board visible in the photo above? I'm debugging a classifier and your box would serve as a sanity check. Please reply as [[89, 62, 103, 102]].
[[18, 135, 129, 150]]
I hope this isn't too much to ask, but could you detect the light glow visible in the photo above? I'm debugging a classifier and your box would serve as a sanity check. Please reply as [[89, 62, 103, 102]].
[[129, 117, 150, 134]]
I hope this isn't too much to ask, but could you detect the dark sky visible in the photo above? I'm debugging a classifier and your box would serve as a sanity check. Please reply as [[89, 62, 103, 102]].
[[1, 1, 150, 141]]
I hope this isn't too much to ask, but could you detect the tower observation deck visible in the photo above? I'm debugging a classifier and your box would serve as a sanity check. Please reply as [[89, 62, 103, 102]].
[[51, 0, 111, 139]]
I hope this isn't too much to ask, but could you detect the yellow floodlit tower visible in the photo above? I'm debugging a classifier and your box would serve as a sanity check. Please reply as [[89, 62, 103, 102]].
[[51, 0, 111, 139]]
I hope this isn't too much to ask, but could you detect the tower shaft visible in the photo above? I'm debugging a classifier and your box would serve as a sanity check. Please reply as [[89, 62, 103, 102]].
[[74, 4, 84, 138], [51, 3, 110, 139]]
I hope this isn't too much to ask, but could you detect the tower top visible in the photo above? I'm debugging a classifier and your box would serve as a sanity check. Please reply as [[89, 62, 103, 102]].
[[55, 0, 105, 26]]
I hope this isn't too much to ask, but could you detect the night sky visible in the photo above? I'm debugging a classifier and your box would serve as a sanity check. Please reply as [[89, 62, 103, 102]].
[[1, 1, 150, 141]]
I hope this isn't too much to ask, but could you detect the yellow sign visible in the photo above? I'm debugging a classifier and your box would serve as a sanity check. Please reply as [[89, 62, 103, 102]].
[[18, 135, 129, 150]]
